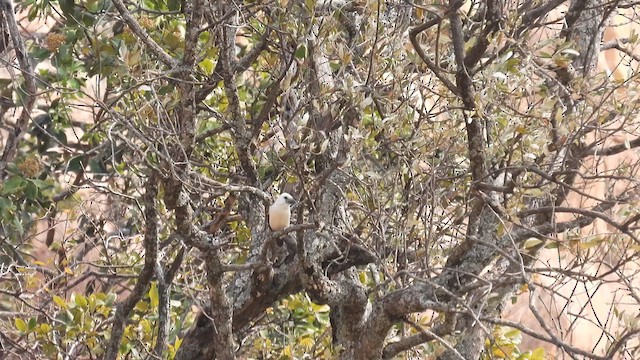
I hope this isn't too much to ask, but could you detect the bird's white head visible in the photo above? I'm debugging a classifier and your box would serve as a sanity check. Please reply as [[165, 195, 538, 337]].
[[274, 192, 296, 206]]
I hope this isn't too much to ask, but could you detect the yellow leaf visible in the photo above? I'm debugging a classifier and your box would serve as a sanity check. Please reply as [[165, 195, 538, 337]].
[[53, 295, 67, 309], [38, 323, 51, 334], [531, 347, 546, 360], [135, 301, 149, 312], [283, 344, 292, 356], [358, 271, 368, 284], [579, 238, 604, 250], [553, 56, 571, 68], [198, 58, 215, 76], [15, 318, 28, 332], [149, 282, 159, 308], [523, 238, 544, 249], [253, 338, 264, 351], [141, 319, 152, 334], [74, 294, 88, 308], [492, 347, 506, 357], [299, 336, 314, 349], [504, 328, 521, 338], [518, 283, 529, 293], [311, 303, 330, 312]]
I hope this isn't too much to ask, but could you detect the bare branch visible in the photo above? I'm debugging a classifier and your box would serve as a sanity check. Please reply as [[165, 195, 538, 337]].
[[110, 0, 178, 67], [382, 316, 455, 359], [408, 13, 460, 96]]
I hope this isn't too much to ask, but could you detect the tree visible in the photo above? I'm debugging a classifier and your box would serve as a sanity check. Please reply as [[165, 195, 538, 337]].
[[1, 0, 640, 358]]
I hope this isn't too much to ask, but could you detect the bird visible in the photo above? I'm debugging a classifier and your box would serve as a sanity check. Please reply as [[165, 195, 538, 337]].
[[269, 192, 296, 231]]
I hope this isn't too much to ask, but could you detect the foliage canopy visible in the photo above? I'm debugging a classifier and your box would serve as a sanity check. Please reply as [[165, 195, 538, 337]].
[[1, 0, 640, 359]]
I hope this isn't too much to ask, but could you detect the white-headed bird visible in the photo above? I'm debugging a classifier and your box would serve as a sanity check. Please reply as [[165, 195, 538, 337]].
[[269, 193, 296, 231]]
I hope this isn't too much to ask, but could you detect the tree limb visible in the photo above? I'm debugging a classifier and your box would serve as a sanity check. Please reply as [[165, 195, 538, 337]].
[[105, 174, 160, 360], [0, 0, 38, 177], [110, 0, 178, 67]]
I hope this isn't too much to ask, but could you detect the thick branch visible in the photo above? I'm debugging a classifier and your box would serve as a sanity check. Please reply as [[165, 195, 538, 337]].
[[375, 201, 607, 325], [561, 0, 609, 76], [448, 0, 487, 184], [105, 175, 159, 360], [150, 262, 170, 359], [174, 234, 375, 359], [204, 248, 235, 360], [195, 29, 270, 103], [218, 2, 259, 184], [464, 0, 501, 70], [0, 0, 38, 177], [601, 39, 640, 62], [519, 0, 566, 28]]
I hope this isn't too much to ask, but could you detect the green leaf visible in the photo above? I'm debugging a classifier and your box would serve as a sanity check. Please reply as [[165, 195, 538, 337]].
[[59, 0, 76, 20], [28, 318, 37, 331], [13, 217, 24, 235], [304, 0, 315, 12], [504, 58, 521, 73], [29, 179, 52, 189], [164, 32, 181, 48], [295, 45, 307, 59], [32, 47, 51, 61], [5, 162, 19, 173], [0, 197, 15, 217], [25, 180, 38, 200], [42, 343, 57, 357], [67, 155, 84, 173], [1, 176, 25, 195], [504, 328, 521, 339], [105, 293, 117, 306], [167, 0, 180, 11], [544, 241, 560, 249], [89, 159, 106, 174]]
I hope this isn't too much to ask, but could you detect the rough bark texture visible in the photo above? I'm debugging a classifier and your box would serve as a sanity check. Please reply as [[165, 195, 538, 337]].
[[0, 0, 37, 176], [105, 175, 160, 360]]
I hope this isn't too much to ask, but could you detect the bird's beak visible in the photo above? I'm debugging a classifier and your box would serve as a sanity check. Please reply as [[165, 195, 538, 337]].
[[287, 198, 297, 205]]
